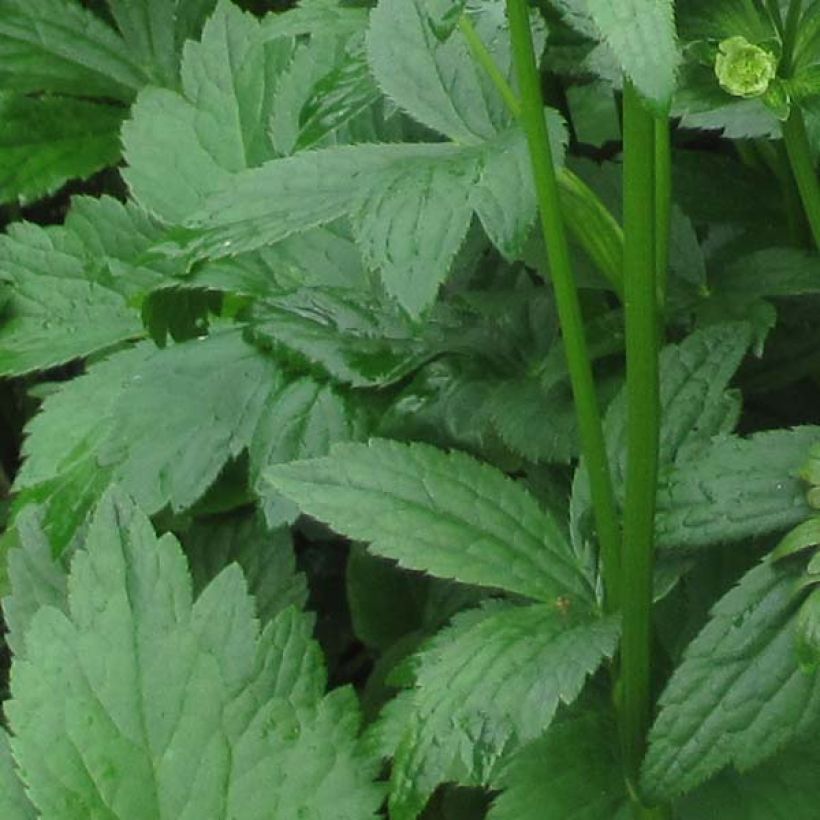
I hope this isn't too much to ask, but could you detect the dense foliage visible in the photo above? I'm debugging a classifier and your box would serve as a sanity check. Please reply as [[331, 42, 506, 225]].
[[2, 0, 820, 817]]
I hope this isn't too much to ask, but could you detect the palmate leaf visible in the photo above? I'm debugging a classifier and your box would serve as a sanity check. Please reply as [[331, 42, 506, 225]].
[[642, 559, 820, 801], [0, 93, 122, 205], [583, 0, 680, 111], [381, 602, 620, 819], [266, 438, 594, 605], [656, 427, 819, 551], [488, 707, 630, 820], [5, 490, 384, 819]]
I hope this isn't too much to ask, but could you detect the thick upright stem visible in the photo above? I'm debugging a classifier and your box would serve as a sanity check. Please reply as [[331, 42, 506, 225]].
[[620, 82, 661, 797], [783, 108, 820, 252], [654, 117, 671, 310], [506, 0, 621, 610]]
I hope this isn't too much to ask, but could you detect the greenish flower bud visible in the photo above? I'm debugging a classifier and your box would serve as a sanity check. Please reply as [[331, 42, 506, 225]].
[[715, 36, 778, 98]]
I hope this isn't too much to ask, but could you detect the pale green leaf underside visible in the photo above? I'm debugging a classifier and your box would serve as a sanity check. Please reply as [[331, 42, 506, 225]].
[[6, 490, 383, 819], [0, 0, 146, 100], [489, 709, 630, 820], [656, 426, 819, 550], [266, 438, 593, 604], [386, 602, 620, 818], [583, 0, 680, 110], [0, 93, 122, 205], [643, 560, 820, 801]]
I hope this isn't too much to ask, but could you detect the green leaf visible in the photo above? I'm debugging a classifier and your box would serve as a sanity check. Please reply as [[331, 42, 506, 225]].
[[677, 738, 820, 819], [0, 216, 148, 377], [583, 0, 680, 111], [609, 323, 750, 489], [642, 560, 820, 801], [656, 427, 820, 551], [14, 330, 280, 551], [103, 0, 217, 86], [266, 438, 594, 604], [384, 602, 620, 818], [249, 288, 435, 387], [122, 0, 293, 222], [5, 489, 383, 818], [260, 0, 370, 40], [249, 376, 367, 525], [366, 0, 517, 143], [1, 507, 68, 659], [488, 707, 630, 819], [191, 228, 368, 296], [141, 285, 223, 346], [169, 142, 479, 314], [0, 0, 146, 100], [0, 729, 35, 820], [572, 323, 750, 547], [0, 93, 123, 205], [182, 511, 307, 625]]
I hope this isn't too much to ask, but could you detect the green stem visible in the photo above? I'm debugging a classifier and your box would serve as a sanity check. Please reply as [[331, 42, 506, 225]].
[[764, 0, 785, 32], [653, 117, 671, 310], [782, 0, 804, 74], [506, 0, 621, 610], [458, 14, 522, 118], [782, 107, 820, 251], [620, 81, 661, 799]]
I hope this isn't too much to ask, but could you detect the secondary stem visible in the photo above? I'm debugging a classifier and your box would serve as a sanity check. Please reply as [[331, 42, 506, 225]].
[[620, 82, 661, 798], [459, 12, 625, 296], [506, 0, 621, 610]]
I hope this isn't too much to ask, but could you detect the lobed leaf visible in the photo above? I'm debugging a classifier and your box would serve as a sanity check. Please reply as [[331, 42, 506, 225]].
[[5, 490, 383, 818]]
